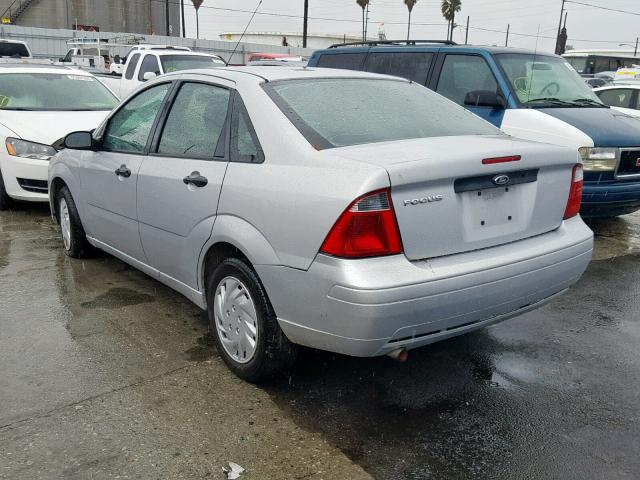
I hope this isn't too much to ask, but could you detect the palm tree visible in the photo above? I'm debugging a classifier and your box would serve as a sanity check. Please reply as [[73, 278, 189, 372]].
[[441, 0, 461, 41], [192, 0, 203, 39], [404, 0, 417, 40], [356, 0, 369, 41]]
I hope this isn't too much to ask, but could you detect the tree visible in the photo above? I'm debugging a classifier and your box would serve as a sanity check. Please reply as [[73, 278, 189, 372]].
[[441, 0, 461, 41], [404, 0, 417, 41], [192, 0, 203, 39], [356, 0, 369, 41]]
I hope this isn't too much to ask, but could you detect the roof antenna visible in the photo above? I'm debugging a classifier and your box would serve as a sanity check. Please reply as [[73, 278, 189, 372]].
[[228, 0, 263, 65]]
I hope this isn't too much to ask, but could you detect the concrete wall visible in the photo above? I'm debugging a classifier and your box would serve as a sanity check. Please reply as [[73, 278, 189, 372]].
[[0, 0, 180, 36], [0, 24, 315, 65]]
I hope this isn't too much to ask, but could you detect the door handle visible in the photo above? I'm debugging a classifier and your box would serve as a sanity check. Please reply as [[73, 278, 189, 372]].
[[115, 164, 131, 178], [183, 171, 208, 188]]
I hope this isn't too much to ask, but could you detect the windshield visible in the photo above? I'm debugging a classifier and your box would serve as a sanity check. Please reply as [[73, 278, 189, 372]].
[[160, 55, 225, 73], [0, 73, 118, 111], [265, 78, 500, 149], [565, 56, 588, 74], [496, 53, 604, 108]]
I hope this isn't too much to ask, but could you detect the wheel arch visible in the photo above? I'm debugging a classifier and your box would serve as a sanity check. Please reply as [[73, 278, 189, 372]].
[[199, 215, 281, 304]]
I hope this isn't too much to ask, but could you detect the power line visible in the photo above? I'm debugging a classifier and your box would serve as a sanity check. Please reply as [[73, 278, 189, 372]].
[[565, 0, 640, 16]]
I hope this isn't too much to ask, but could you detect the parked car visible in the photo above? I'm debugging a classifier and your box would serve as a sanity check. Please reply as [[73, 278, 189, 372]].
[[308, 41, 640, 218], [0, 64, 119, 210], [98, 48, 225, 98], [594, 84, 640, 118], [0, 39, 32, 58], [49, 67, 593, 381]]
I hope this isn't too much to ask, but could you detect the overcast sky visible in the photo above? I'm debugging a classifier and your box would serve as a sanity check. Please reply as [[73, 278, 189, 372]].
[[182, 0, 640, 54]]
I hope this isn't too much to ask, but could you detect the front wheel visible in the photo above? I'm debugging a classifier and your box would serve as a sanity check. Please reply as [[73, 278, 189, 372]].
[[57, 186, 91, 258], [207, 257, 297, 382]]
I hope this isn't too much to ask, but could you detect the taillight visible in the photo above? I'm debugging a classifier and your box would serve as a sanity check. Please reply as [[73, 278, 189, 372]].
[[320, 188, 403, 258], [564, 164, 583, 219]]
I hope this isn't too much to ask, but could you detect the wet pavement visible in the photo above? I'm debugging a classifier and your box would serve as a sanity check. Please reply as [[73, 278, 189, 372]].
[[1, 205, 639, 479]]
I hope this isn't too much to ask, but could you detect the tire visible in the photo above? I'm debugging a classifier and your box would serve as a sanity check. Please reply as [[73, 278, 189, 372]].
[[56, 186, 91, 258], [0, 169, 11, 211], [207, 257, 298, 382]]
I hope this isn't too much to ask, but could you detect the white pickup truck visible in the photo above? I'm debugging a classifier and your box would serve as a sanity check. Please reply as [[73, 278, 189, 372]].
[[97, 47, 226, 98]]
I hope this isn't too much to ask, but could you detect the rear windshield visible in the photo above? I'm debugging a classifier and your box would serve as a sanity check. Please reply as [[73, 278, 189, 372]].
[[0, 42, 29, 57], [264, 78, 500, 149], [160, 55, 225, 72], [0, 73, 118, 111]]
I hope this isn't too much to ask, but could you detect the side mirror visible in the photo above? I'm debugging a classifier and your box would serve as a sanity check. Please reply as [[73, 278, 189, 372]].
[[142, 71, 157, 81], [64, 131, 94, 150], [464, 90, 507, 109]]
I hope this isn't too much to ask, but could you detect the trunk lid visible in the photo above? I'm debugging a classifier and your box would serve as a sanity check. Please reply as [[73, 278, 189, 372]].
[[332, 135, 576, 260]]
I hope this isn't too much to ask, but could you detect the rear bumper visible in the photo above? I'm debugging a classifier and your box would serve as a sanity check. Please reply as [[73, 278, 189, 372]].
[[0, 152, 49, 202], [257, 216, 593, 357], [581, 180, 640, 217]]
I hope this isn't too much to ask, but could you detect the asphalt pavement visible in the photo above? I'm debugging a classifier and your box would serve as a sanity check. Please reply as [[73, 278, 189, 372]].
[[1, 204, 638, 479]]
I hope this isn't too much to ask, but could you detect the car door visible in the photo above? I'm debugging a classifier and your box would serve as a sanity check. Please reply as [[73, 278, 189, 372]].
[[80, 82, 172, 261], [137, 79, 233, 290], [434, 53, 506, 127]]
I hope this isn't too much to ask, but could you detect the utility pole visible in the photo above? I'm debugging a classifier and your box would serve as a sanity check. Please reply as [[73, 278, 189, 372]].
[[302, 0, 309, 48], [635, 37, 639, 57], [465, 16, 469, 45], [364, 3, 370, 41], [165, 0, 170, 36], [555, 0, 566, 55], [180, 0, 186, 38], [505, 24, 510, 46]]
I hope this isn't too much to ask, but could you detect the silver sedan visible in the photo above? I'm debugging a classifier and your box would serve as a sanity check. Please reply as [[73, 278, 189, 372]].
[[49, 67, 593, 381]]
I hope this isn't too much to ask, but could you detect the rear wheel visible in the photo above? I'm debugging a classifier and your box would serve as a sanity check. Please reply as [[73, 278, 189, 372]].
[[0, 169, 11, 211], [207, 257, 297, 382], [57, 186, 91, 258]]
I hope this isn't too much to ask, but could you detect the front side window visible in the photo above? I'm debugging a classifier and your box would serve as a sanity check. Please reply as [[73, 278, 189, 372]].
[[496, 53, 604, 107], [157, 82, 230, 158], [160, 55, 225, 73], [138, 54, 161, 81], [436, 55, 500, 106], [0, 73, 118, 111], [597, 88, 635, 108], [265, 78, 500, 149], [364, 52, 433, 84], [103, 83, 170, 153], [316, 53, 366, 70], [125, 53, 140, 80], [0, 42, 29, 57]]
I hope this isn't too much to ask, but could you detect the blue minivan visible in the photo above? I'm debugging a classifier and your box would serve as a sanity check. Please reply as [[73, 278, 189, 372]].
[[308, 40, 640, 218]]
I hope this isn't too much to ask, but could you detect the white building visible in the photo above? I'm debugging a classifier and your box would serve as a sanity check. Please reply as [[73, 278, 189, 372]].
[[219, 32, 379, 50]]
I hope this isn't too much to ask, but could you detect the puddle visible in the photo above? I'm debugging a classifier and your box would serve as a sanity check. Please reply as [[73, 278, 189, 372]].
[[81, 287, 155, 309]]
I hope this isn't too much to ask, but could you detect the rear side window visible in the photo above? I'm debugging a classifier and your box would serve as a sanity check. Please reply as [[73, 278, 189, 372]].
[[0, 42, 29, 57], [138, 54, 161, 81], [265, 78, 500, 149], [597, 88, 635, 108], [125, 53, 140, 80], [364, 52, 433, 84], [436, 55, 499, 105], [157, 82, 231, 158], [316, 53, 366, 70], [231, 95, 264, 163]]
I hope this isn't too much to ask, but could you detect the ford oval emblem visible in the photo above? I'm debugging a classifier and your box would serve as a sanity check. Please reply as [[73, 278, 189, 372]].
[[492, 174, 510, 186]]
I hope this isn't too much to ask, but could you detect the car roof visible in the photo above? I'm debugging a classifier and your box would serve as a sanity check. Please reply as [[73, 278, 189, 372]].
[[0, 63, 94, 75], [315, 42, 555, 57], [145, 50, 222, 58], [595, 84, 640, 91], [161, 65, 405, 85]]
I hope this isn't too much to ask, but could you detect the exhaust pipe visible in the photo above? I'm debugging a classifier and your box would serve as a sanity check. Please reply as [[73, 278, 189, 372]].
[[387, 348, 408, 362]]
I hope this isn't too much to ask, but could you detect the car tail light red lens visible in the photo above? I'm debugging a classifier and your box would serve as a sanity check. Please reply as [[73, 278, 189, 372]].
[[564, 164, 583, 219], [482, 155, 521, 165], [320, 188, 403, 258]]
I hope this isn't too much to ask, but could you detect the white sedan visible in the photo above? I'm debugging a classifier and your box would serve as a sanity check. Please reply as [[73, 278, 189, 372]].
[[594, 84, 640, 118], [0, 64, 119, 210]]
